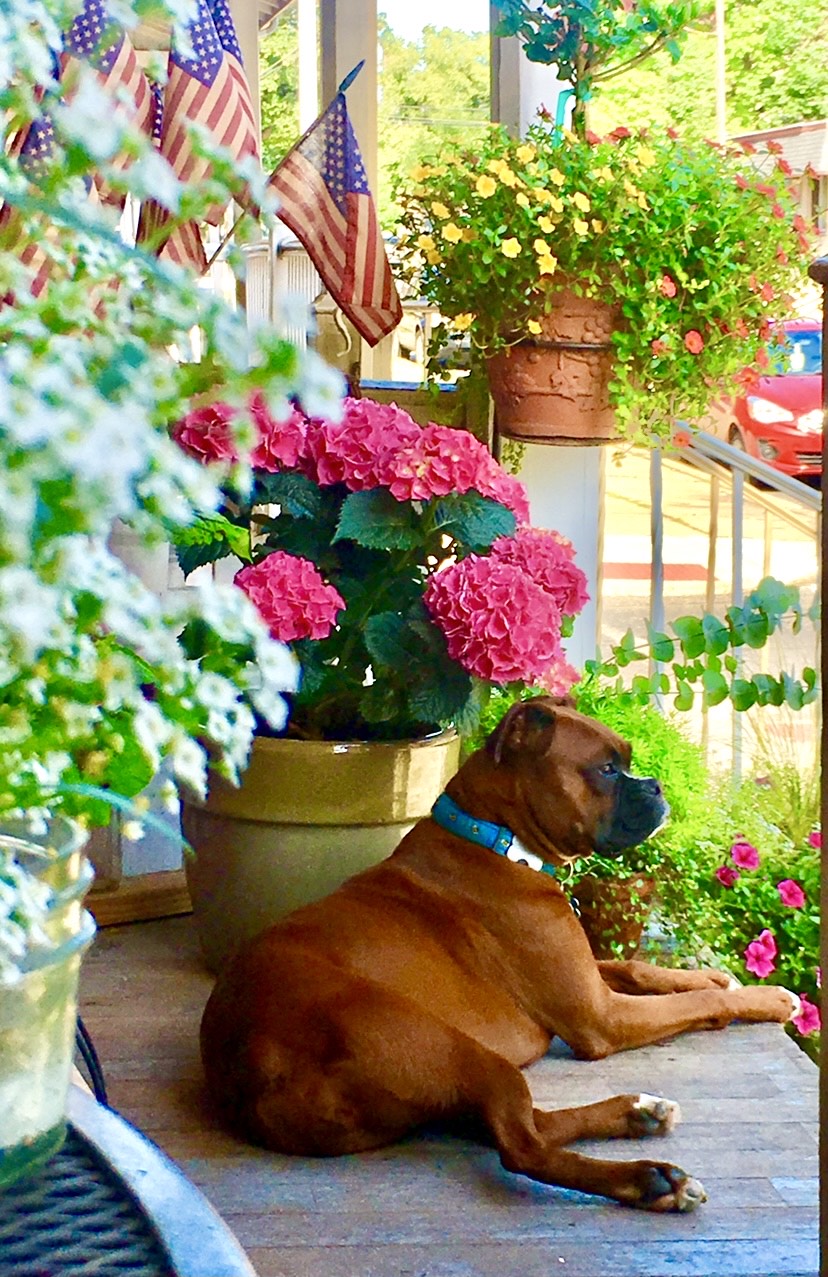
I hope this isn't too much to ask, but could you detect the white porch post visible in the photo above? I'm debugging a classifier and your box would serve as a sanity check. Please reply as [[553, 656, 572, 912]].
[[491, 12, 603, 670], [228, 0, 261, 145]]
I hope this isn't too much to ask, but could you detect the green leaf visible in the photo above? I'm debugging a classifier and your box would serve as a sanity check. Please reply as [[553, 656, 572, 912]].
[[647, 626, 675, 663], [433, 491, 516, 550], [702, 613, 730, 655], [335, 489, 420, 550], [672, 615, 705, 659], [253, 470, 324, 519], [364, 611, 411, 669], [730, 678, 758, 711], [174, 513, 250, 578], [701, 669, 729, 707], [674, 681, 694, 711]]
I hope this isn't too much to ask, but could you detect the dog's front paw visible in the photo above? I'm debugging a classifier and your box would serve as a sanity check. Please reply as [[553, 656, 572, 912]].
[[633, 1163, 707, 1212], [629, 1094, 681, 1138]]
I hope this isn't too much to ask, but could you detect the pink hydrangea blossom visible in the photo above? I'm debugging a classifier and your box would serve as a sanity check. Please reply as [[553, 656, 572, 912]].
[[777, 879, 806, 908], [730, 839, 760, 870], [792, 994, 821, 1036], [715, 865, 740, 888], [807, 830, 822, 849], [235, 551, 344, 643], [423, 555, 577, 688], [744, 929, 777, 979], [249, 393, 309, 471], [384, 424, 531, 522], [306, 397, 422, 490], [173, 403, 238, 464], [489, 528, 589, 616]]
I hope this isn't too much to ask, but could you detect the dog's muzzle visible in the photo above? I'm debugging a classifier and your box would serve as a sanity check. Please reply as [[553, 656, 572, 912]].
[[594, 774, 670, 857]]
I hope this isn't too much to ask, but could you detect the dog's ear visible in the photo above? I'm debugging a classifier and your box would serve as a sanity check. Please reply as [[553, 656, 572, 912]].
[[487, 699, 558, 766]]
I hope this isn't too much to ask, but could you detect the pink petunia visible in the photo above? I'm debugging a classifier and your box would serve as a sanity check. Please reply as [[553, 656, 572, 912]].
[[173, 403, 238, 465], [744, 929, 777, 979], [489, 528, 589, 617], [730, 839, 760, 870], [792, 994, 821, 1036], [658, 275, 677, 298], [235, 551, 344, 643], [715, 865, 740, 888], [423, 556, 574, 687], [684, 330, 704, 355], [807, 830, 821, 849], [777, 879, 806, 908]]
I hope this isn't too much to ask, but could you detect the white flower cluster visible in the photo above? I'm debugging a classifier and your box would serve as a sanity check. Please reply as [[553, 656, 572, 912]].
[[0, 0, 332, 962], [0, 851, 53, 987]]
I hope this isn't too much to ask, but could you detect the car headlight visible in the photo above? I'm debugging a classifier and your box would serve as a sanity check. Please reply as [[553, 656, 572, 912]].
[[746, 396, 794, 424], [797, 408, 824, 433]]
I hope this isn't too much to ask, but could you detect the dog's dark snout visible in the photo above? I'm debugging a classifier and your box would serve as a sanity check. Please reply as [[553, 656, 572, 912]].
[[642, 777, 662, 798]]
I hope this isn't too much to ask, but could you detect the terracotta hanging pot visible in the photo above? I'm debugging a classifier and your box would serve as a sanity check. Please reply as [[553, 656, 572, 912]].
[[572, 872, 656, 961], [486, 289, 621, 445]]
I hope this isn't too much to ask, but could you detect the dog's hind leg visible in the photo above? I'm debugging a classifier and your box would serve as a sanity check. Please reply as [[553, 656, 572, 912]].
[[462, 1050, 706, 1212]]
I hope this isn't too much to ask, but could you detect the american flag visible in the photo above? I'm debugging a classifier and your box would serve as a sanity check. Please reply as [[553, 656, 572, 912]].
[[268, 93, 402, 346], [138, 0, 259, 270], [64, 0, 157, 204]]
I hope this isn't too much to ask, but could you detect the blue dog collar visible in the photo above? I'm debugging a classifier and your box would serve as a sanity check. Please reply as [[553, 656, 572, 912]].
[[431, 792, 557, 878]]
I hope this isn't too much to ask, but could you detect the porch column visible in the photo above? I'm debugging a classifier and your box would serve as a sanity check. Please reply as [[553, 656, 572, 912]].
[[228, 0, 261, 145], [491, 12, 602, 670]]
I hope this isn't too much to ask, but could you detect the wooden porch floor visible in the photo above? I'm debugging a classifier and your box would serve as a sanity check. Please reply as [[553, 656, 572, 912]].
[[78, 916, 819, 1277]]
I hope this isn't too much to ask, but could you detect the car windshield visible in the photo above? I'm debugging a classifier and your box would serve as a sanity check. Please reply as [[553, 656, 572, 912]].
[[767, 329, 823, 375]]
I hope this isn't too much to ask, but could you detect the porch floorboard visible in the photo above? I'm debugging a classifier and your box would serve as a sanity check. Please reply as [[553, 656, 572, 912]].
[[78, 916, 819, 1277]]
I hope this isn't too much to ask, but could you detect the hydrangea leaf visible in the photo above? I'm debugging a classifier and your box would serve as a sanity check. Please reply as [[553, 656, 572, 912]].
[[432, 492, 516, 551], [334, 490, 420, 549], [174, 514, 250, 578], [253, 471, 323, 519]]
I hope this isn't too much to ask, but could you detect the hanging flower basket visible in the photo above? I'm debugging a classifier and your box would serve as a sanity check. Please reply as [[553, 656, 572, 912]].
[[486, 290, 620, 444]]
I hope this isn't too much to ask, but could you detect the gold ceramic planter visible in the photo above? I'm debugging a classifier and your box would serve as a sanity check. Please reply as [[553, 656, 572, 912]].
[[182, 731, 460, 970]]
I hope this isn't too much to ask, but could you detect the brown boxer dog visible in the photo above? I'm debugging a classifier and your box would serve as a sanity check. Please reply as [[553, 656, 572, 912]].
[[200, 697, 798, 1211]]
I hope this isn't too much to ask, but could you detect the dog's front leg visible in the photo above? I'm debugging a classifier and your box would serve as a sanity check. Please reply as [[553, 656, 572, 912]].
[[597, 959, 734, 996]]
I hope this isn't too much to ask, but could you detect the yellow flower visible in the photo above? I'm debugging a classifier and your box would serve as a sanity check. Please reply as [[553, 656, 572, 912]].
[[537, 253, 558, 275], [409, 164, 432, 181], [442, 222, 463, 243], [532, 187, 552, 203], [549, 168, 566, 186], [637, 146, 656, 168], [416, 234, 436, 251], [572, 191, 591, 212], [461, 227, 477, 241], [562, 127, 577, 143], [549, 195, 564, 214], [572, 218, 589, 236], [431, 201, 451, 219], [499, 167, 518, 187], [537, 214, 555, 233], [516, 192, 530, 208], [487, 158, 506, 174], [452, 312, 475, 331], [516, 143, 536, 163], [527, 319, 542, 335], [591, 219, 604, 233], [596, 166, 614, 182], [637, 193, 649, 210], [426, 249, 442, 265], [501, 237, 522, 257], [476, 174, 498, 198], [623, 178, 641, 199], [533, 238, 550, 254]]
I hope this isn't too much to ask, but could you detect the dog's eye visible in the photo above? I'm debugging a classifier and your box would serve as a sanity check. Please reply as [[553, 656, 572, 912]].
[[598, 762, 618, 778]]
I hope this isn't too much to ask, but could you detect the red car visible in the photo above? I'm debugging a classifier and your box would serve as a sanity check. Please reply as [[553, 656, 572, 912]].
[[706, 319, 823, 485]]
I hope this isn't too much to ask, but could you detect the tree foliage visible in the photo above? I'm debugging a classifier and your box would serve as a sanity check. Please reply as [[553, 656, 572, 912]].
[[260, 8, 300, 176], [590, 0, 828, 137]]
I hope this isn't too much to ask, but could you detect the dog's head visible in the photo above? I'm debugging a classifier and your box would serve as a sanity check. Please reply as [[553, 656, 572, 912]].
[[481, 696, 669, 864]]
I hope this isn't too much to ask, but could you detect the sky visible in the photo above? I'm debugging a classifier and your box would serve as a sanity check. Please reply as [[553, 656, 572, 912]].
[[379, 0, 489, 43]]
